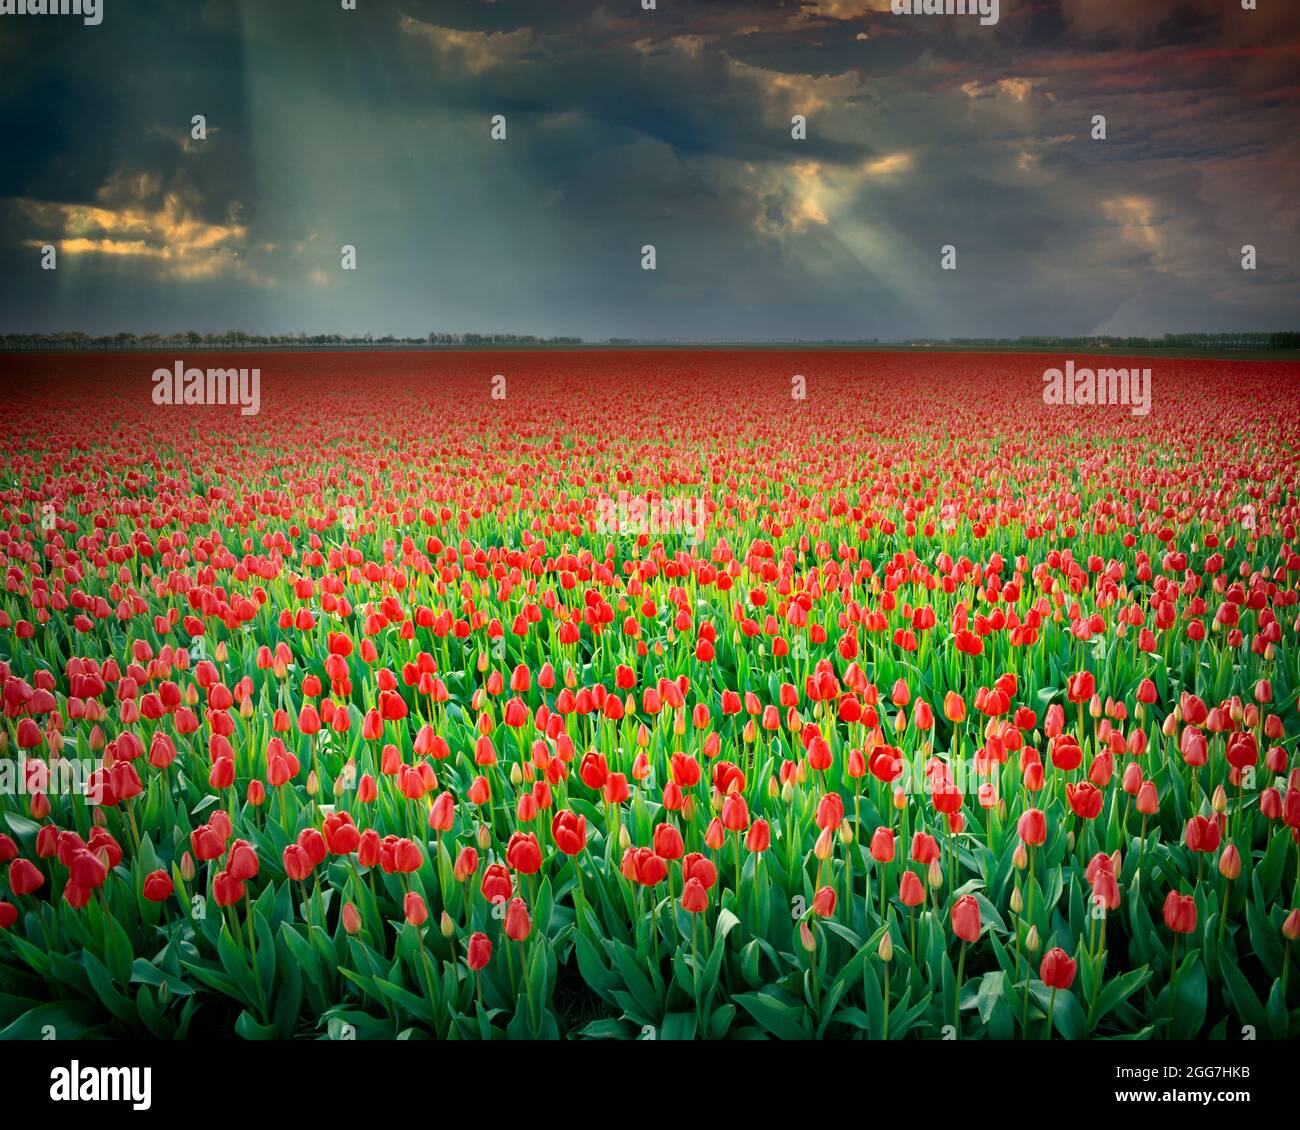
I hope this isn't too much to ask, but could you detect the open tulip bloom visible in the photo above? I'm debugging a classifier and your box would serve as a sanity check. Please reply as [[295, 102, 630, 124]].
[[0, 351, 1297, 1047]]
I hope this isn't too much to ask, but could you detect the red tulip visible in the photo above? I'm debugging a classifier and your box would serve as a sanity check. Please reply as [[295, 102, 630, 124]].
[[951, 894, 981, 943], [142, 870, 174, 903], [467, 932, 493, 971], [505, 897, 531, 941], [8, 859, 44, 896], [404, 891, 428, 926], [474, 867, 511, 912], [1162, 890, 1197, 934], [1017, 807, 1046, 846], [680, 877, 709, 913], [506, 832, 543, 873], [1040, 947, 1077, 990], [551, 811, 587, 856], [1066, 782, 1104, 820]]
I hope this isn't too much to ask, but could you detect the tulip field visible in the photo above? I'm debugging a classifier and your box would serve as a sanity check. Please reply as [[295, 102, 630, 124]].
[[1, 348, 1298, 1042]]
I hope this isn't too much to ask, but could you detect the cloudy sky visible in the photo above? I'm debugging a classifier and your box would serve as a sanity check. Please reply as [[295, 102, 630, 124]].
[[1, 0, 1297, 340]]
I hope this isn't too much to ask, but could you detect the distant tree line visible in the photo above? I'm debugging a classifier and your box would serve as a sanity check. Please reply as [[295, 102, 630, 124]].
[[942, 332, 1300, 350], [1, 330, 1295, 352], [0, 331, 585, 351]]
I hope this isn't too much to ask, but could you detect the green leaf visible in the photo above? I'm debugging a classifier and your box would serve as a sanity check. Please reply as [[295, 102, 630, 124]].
[[660, 1011, 698, 1041], [735, 990, 812, 1040], [1089, 966, 1151, 1030]]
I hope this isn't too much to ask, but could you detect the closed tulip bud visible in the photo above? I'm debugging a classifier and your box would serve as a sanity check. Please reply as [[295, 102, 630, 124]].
[[509, 763, 523, 786], [928, 858, 943, 888], [950, 894, 981, 943], [1162, 890, 1197, 934], [704, 818, 725, 851], [1010, 886, 1023, 914], [1136, 780, 1159, 815], [466, 931, 492, 971], [799, 920, 816, 952], [781, 779, 794, 804], [838, 822, 855, 845], [898, 869, 924, 906], [892, 787, 907, 810], [1040, 947, 1077, 990], [1017, 807, 1046, 847], [180, 851, 196, 881], [306, 770, 319, 797], [477, 823, 491, 851], [1012, 843, 1028, 870], [343, 902, 362, 935], [1218, 844, 1241, 880], [440, 910, 456, 937], [505, 897, 531, 941], [403, 892, 428, 926], [1283, 909, 1300, 941], [814, 825, 835, 860], [1026, 924, 1040, 953], [878, 931, 893, 962]]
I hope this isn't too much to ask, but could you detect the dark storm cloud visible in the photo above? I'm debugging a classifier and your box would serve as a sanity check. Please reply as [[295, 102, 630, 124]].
[[0, 0, 1296, 339]]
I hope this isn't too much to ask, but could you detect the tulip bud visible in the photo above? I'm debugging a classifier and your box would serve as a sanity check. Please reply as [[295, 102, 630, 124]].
[[342, 902, 362, 935], [1012, 843, 1028, 870], [781, 779, 794, 804], [440, 911, 456, 938], [1283, 909, 1300, 941], [799, 920, 816, 952], [1010, 886, 1023, 914], [1211, 785, 1227, 813], [767, 777, 780, 799], [1218, 844, 1241, 880], [893, 787, 907, 811], [306, 770, 319, 797], [180, 851, 196, 882], [620, 823, 632, 850], [1026, 925, 1040, 953], [838, 822, 855, 845], [477, 823, 491, 851], [928, 858, 943, 888], [509, 763, 523, 786], [877, 932, 893, 963]]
